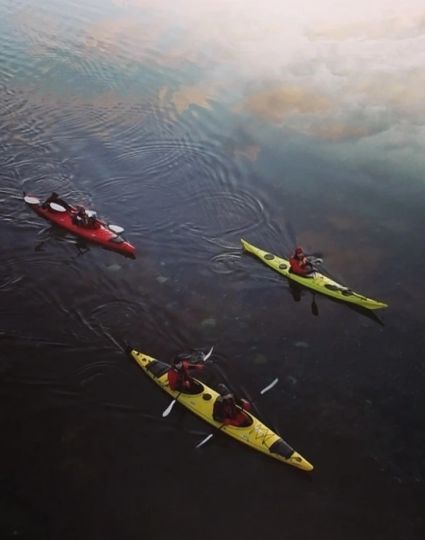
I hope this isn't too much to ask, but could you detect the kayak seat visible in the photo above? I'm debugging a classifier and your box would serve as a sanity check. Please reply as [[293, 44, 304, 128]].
[[231, 411, 253, 428], [289, 268, 314, 279], [213, 409, 253, 428]]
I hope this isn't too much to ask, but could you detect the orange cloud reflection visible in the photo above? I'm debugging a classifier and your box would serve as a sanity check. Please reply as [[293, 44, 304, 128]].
[[237, 85, 331, 123]]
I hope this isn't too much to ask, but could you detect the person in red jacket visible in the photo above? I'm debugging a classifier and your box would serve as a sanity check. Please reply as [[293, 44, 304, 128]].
[[167, 352, 204, 392], [289, 246, 316, 276], [213, 384, 251, 427]]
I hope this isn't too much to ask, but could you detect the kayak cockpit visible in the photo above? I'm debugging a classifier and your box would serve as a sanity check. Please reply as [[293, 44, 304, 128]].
[[269, 438, 295, 459], [230, 411, 254, 428], [181, 380, 204, 395], [145, 359, 205, 395]]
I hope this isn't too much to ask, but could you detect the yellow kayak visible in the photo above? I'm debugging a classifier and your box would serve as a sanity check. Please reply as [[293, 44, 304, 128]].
[[241, 239, 387, 310], [130, 349, 313, 472]]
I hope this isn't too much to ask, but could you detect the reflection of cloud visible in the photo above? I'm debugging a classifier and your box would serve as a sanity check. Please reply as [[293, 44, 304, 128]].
[[159, 85, 215, 114], [236, 66, 425, 141], [348, 71, 425, 122], [237, 85, 331, 123], [81, 15, 209, 70], [83, 17, 162, 59], [8, 0, 424, 160], [233, 144, 261, 162], [170, 85, 214, 114], [12, 4, 62, 52], [308, 9, 425, 41], [310, 122, 385, 142]]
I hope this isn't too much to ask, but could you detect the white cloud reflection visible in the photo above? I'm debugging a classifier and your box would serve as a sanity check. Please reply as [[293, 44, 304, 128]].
[[106, 1, 425, 146], [11, 0, 423, 165]]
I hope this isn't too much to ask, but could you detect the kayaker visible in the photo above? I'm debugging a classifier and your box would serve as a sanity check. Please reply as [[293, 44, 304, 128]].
[[42, 192, 72, 211], [167, 352, 204, 392], [72, 206, 90, 228], [86, 210, 99, 229], [289, 246, 315, 276], [213, 384, 251, 427]]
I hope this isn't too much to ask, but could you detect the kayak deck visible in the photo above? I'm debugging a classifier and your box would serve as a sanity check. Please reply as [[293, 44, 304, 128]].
[[25, 197, 136, 258], [241, 239, 387, 310], [131, 349, 313, 472]]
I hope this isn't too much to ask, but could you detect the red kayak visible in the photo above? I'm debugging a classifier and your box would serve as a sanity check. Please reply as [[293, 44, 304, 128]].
[[24, 193, 136, 258]]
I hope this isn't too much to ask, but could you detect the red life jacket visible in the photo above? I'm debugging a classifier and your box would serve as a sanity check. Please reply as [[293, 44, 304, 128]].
[[221, 396, 238, 419], [213, 396, 251, 426], [167, 360, 203, 391], [213, 396, 234, 420], [168, 366, 187, 391], [289, 256, 311, 275]]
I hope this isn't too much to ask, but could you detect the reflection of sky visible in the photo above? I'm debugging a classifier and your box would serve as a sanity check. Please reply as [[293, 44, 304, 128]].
[[3, 0, 425, 178]]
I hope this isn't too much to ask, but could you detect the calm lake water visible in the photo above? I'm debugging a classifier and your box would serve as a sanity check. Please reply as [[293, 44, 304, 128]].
[[1, 1, 424, 538]]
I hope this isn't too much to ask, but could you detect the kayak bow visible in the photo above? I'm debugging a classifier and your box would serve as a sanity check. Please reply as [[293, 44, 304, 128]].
[[241, 239, 387, 310], [25, 195, 136, 258], [130, 348, 313, 472]]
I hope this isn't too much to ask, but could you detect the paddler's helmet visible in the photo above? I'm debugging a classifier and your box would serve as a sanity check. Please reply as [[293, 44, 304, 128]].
[[173, 352, 189, 367]]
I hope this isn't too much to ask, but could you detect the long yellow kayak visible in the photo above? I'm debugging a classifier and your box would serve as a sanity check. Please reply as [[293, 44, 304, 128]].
[[130, 349, 313, 471], [241, 239, 387, 310]]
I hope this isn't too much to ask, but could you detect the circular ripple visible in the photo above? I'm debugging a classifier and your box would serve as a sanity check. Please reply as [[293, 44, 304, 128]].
[[209, 251, 243, 275]]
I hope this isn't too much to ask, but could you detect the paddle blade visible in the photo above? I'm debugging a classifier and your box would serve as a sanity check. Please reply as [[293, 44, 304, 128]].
[[49, 202, 66, 212], [260, 377, 279, 395], [24, 195, 40, 205], [202, 346, 214, 362], [109, 224, 124, 234], [195, 433, 214, 449], [162, 399, 176, 417]]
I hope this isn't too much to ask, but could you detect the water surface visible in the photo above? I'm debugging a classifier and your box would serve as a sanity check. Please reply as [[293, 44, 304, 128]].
[[1, 1, 424, 539]]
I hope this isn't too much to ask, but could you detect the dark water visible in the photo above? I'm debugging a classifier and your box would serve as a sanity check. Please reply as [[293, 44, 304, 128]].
[[1, 1, 424, 538]]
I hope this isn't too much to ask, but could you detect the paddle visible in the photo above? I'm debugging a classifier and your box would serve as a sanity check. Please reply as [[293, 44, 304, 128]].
[[289, 256, 322, 314], [49, 202, 66, 212], [162, 346, 214, 418], [23, 195, 40, 205], [259, 377, 278, 395], [311, 293, 319, 316], [108, 224, 125, 235], [195, 377, 279, 449]]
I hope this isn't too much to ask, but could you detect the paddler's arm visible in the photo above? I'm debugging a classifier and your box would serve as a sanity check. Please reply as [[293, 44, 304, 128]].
[[182, 360, 204, 371], [236, 397, 251, 411]]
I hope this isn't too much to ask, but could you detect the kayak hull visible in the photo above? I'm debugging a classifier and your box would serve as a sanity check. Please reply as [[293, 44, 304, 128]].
[[130, 349, 313, 472], [241, 239, 387, 310], [25, 197, 136, 258]]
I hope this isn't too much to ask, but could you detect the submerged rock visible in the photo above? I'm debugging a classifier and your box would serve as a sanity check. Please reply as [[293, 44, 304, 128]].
[[254, 353, 268, 366], [253, 353, 268, 365], [156, 275, 168, 284], [286, 375, 297, 386], [106, 263, 122, 272], [201, 317, 216, 328], [294, 341, 309, 348]]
